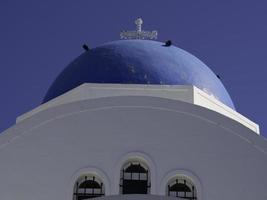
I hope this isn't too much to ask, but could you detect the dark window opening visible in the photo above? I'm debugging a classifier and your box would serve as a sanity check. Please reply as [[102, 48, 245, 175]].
[[120, 162, 150, 194], [73, 176, 104, 200], [168, 178, 197, 200]]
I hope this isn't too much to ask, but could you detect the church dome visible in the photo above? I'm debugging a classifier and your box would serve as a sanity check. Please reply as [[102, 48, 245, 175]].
[[43, 39, 235, 109]]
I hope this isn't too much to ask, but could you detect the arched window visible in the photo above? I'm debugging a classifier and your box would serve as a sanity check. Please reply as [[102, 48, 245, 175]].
[[167, 176, 197, 199], [120, 161, 151, 194], [73, 175, 105, 200]]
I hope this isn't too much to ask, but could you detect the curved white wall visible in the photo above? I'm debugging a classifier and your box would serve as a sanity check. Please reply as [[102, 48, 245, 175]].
[[16, 84, 259, 134], [0, 96, 266, 200]]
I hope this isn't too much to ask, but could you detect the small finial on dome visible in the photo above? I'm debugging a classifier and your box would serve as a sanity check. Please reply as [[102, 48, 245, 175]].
[[82, 44, 89, 51], [120, 17, 158, 40], [163, 40, 172, 47]]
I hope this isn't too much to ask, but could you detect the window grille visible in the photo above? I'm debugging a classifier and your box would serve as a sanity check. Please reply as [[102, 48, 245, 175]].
[[73, 176, 104, 200], [120, 162, 151, 194], [167, 178, 197, 200]]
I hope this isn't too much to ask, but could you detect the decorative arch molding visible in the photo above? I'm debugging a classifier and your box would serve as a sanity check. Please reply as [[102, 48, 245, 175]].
[[68, 166, 111, 200], [159, 169, 203, 200], [114, 151, 157, 195]]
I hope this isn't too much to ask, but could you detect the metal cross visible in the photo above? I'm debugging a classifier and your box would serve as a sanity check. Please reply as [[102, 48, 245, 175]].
[[120, 18, 158, 40]]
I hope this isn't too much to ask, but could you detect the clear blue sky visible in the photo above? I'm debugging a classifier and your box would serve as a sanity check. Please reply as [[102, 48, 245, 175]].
[[0, 0, 266, 137]]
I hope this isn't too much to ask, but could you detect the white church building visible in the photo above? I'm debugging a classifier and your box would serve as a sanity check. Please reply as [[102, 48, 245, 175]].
[[0, 18, 266, 200]]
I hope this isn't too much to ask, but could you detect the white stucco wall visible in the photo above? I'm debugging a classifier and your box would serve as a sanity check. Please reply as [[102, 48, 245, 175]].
[[192, 87, 259, 133], [0, 96, 267, 200], [16, 84, 259, 134]]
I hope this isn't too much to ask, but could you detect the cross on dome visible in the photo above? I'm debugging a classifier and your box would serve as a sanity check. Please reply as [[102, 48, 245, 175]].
[[135, 18, 143, 32], [120, 18, 158, 40]]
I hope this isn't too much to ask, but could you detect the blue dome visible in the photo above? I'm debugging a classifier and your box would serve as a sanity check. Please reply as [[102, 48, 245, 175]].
[[43, 40, 235, 109]]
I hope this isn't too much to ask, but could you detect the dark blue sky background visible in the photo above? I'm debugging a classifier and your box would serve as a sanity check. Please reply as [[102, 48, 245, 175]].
[[0, 0, 266, 137]]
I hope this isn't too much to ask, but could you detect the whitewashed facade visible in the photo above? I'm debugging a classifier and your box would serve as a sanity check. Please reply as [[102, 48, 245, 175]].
[[0, 83, 266, 200]]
